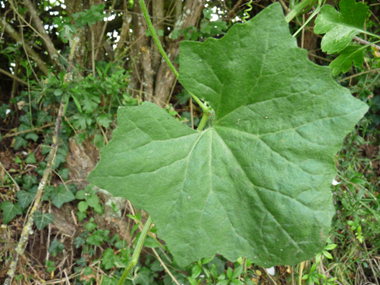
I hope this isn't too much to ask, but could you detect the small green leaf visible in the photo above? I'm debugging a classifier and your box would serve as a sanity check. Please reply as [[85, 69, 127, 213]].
[[33, 211, 55, 230], [226, 267, 233, 279], [19, 114, 31, 125], [330, 45, 366, 75], [322, 250, 333, 259], [23, 174, 37, 189], [52, 154, 66, 169], [51, 185, 75, 208], [83, 266, 93, 275], [78, 201, 89, 212], [101, 276, 118, 285], [97, 114, 113, 128], [93, 203, 104, 215], [82, 97, 100, 113], [202, 256, 215, 264], [25, 132, 39, 142], [74, 234, 87, 248], [54, 89, 63, 96], [76, 211, 87, 222], [134, 267, 151, 285], [14, 136, 27, 150], [115, 239, 127, 249], [49, 239, 64, 257], [314, 0, 369, 53], [175, 89, 191, 104], [101, 248, 116, 270], [76, 190, 86, 200], [324, 244, 337, 250], [231, 266, 243, 279], [77, 257, 86, 266], [36, 111, 53, 127], [191, 264, 202, 278], [16, 190, 36, 209], [58, 168, 70, 181], [86, 194, 99, 208], [71, 94, 83, 113], [143, 236, 160, 248], [45, 260, 55, 273], [25, 153, 37, 164], [87, 231, 104, 246], [85, 220, 97, 232], [0, 201, 22, 224]]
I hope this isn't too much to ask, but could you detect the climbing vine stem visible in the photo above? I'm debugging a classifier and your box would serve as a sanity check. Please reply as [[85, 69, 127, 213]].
[[138, 0, 212, 116]]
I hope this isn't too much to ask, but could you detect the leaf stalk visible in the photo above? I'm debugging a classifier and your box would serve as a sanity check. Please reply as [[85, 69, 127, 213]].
[[138, 0, 212, 119]]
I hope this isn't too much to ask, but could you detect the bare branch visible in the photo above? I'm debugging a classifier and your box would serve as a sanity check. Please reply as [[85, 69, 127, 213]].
[[0, 67, 28, 85], [23, 0, 64, 70], [0, 15, 49, 76]]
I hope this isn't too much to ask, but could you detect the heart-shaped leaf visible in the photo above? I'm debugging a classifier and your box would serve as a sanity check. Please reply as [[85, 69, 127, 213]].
[[33, 211, 55, 230], [1, 201, 22, 224], [88, 3, 368, 267]]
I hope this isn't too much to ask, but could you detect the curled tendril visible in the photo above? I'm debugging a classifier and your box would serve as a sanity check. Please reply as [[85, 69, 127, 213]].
[[242, 0, 253, 22]]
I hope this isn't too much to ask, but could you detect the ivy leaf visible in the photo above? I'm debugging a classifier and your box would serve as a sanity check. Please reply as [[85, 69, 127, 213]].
[[33, 211, 55, 230], [25, 132, 39, 142], [51, 185, 75, 208], [16, 188, 37, 209], [23, 175, 37, 189], [314, 0, 369, 54], [25, 153, 37, 164], [36, 111, 52, 127], [1, 201, 22, 224], [14, 136, 27, 150], [88, 3, 368, 267], [330, 45, 366, 75]]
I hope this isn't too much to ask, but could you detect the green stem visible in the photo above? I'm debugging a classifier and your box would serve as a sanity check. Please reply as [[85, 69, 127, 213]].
[[285, 0, 317, 23], [197, 112, 210, 131], [138, 0, 178, 78], [117, 216, 152, 285], [138, 0, 211, 116]]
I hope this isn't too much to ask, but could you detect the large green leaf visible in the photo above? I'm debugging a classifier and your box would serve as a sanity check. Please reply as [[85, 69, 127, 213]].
[[88, 3, 368, 267], [314, 0, 368, 54]]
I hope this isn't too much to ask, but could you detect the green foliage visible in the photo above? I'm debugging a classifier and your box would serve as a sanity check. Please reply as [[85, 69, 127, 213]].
[[48, 239, 64, 257], [75, 185, 104, 220], [0, 201, 22, 224], [314, 0, 369, 54], [170, 8, 228, 41], [45, 260, 56, 273], [88, 3, 368, 268], [44, 184, 75, 208], [33, 211, 55, 230], [330, 45, 366, 76], [16, 187, 37, 209], [72, 4, 106, 28]]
